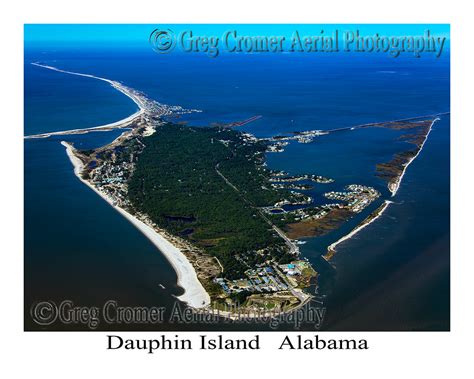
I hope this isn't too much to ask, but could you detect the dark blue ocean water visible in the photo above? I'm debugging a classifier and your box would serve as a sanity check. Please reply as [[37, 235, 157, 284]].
[[25, 62, 137, 135], [24, 47, 449, 330]]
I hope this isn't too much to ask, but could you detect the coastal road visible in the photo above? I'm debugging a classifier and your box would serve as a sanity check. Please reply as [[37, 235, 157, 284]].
[[215, 162, 299, 256], [271, 263, 309, 303]]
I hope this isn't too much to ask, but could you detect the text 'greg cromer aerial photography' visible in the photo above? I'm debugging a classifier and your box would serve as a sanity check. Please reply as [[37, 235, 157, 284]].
[[24, 24, 450, 332]]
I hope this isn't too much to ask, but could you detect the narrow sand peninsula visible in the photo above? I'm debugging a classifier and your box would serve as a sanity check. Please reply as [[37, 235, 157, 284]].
[[61, 141, 210, 309], [324, 200, 392, 261], [323, 117, 441, 260], [389, 117, 440, 196], [25, 63, 146, 139], [31, 63, 147, 110], [24, 110, 141, 139]]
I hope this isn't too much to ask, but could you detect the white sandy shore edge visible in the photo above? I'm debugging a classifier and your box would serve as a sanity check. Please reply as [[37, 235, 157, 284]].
[[61, 141, 210, 309], [25, 63, 145, 139], [25, 111, 142, 139], [325, 200, 393, 259], [389, 117, 440, 196]]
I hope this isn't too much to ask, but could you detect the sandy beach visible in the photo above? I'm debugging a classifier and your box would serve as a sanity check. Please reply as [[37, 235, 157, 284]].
[[389, 117, 440, 196], [24, 110, 142, 139], [324, 200, 393, 261], [25, 63, 146, 139], [61, 141, 211, 309], [31, 63, 146, 110], [323, 117, 440, 261]]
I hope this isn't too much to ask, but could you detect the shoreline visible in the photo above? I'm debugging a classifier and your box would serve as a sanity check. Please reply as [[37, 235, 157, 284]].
[[322, 117, 441, 261], [324, 200, 393, 261], [35, 62, 443, 316], [31, 63, 147, 110], [388, 117, 440, 196], [24, 110, 142, 139], [25, 63, 146, 139], [61, 141, 211, 309]]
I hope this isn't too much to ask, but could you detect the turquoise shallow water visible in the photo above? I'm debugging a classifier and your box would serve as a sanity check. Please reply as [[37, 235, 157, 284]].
[[24, 46, 449, 330]]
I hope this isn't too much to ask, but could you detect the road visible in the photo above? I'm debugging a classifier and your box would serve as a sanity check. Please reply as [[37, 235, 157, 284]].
[[215, 162, 299, 256], [271, 263, 309, 303]]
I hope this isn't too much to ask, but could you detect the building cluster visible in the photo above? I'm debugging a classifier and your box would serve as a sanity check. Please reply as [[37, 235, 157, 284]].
[[267, 141, 289, 152], [241, 132, 258, 143], [270, 173, 334, 184], [90, 158, 136, 208], [286, 203, 345, 221], [263, 129, 329, 151], [324, 184, 380, 213], [214, 261, 312, 295], [311, 175, 335, 184], [132, 86, 201, 119], [274, 191, 313, 207]]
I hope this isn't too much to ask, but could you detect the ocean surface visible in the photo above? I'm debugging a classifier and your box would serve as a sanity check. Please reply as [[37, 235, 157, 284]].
[[24, 47, 450, 330]]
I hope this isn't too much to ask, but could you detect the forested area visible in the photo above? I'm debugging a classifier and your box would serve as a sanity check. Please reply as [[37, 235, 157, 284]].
[[128, 124, 291, 279]]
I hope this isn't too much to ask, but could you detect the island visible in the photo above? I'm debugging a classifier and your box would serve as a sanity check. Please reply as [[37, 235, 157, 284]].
[[373, 118, 439, 196], [60, 118, 388, 315], [64, 122, 329, 314], [27, 63, 443, 317]]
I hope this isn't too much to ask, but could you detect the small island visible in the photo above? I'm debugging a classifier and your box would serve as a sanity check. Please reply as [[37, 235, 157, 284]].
[[373, 118, 439, 196]]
